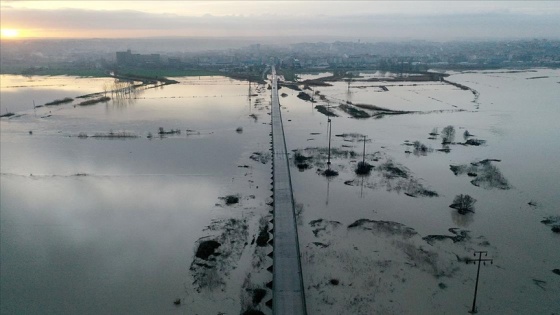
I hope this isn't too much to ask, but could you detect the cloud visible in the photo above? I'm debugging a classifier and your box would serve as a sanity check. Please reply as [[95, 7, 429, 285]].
[[1, 7, 559, 40]]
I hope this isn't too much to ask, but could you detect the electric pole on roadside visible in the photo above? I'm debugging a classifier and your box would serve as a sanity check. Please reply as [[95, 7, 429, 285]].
[[466, 251, 493, 314]]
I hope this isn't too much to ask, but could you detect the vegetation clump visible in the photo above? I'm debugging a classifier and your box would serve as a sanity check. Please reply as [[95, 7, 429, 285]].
[[45, 97, 73, 106], [294, 152, 311, 164], [297, 91, 312, 101], [339, 104, 371, 118], [412, 141, 432, 156], [158, 127, 181, 135], [91, 130, 138, 138], [0, 112, 15, 118], [322, 169, 339, 177], [423, 228, 470, 244], [355, 161, 373, 175], [450, 194, 477, 214], [378, 160, 408, 179], [195, 240, 221, 260], [464, 138, 486, 146], [256, 224, 270, 247], [441, 125, 456, 144], [294, 151, 312, 170], [450, 159, 509, 189], [252, 288, 267, 305], [353, 103, 413, 118], [224, 195, 240, 205], [314, 105, 338, 117], [541, 216, 560, 233], [78, 96, 110, 106]]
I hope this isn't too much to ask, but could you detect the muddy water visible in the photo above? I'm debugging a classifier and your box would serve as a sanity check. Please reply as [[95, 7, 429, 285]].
[[1, 76, 273, 314], [282, 69, 560, 314]]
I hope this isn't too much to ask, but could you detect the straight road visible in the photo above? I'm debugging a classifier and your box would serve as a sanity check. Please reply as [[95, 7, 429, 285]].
[[270, 66, 308, 315]]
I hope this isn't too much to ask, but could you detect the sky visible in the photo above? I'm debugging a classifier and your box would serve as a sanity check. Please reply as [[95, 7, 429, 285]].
[[1, 1, 560, 40]]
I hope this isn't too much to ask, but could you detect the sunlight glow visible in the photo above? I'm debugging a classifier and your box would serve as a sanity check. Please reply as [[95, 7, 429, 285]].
[[1, 29, 20, 39]]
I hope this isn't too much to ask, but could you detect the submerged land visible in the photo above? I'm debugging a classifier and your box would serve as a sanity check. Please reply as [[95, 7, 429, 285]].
[[1, 38, 560, 315]]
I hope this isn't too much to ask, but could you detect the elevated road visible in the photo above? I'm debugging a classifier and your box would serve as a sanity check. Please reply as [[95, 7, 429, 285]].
[[270, 67, 308, 315]]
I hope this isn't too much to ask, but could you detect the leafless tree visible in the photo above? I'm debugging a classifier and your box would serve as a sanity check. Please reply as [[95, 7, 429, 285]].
[[450, 194, 476, 214], [441, 125, 456, 144]]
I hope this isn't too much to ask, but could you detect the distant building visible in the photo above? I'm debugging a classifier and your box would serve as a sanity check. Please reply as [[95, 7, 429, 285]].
[[116, 49, 160, 67]]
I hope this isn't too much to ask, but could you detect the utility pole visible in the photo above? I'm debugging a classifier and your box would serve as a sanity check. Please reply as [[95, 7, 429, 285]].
[[326, 101, 332, 168], [311, 86, 314, 102], [362, 135, 367, 165], [466, 251, 493, 314], [327, 116, 332, 168]]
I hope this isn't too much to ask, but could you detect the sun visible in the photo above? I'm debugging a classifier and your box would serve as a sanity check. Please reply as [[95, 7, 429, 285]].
[[1, 29, 20, 39]]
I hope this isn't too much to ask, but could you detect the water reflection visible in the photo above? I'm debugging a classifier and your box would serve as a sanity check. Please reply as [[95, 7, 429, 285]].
[[1, 175, 219, 315], [451, 209, 474, 227], [0, 75, 272, 314]]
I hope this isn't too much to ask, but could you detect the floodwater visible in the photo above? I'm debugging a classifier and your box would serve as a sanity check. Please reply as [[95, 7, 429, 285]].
[[1, 76, 273, 314], [1, 69, 559, 314], [281, 69, 560, 314]]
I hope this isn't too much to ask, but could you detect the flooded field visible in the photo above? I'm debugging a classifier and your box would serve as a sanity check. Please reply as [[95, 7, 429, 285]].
[[282, 69, 560, 314], [1, 69, 559, 314], [1, 75, 274, 314]]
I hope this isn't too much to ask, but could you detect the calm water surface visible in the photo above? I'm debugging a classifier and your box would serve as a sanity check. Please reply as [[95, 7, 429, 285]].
[[1, 76, 272, 314]]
